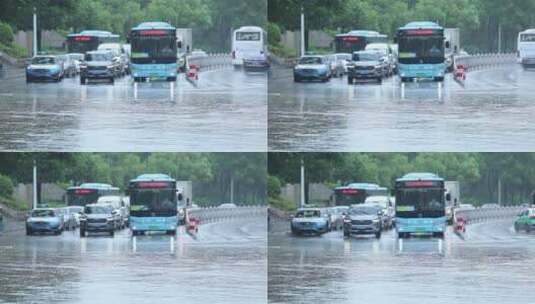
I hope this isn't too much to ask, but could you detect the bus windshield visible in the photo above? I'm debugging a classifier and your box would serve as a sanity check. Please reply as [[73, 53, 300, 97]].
[[67, 39, 99, 54], [335, 191, 367, 206], [398, 35, 444, 64], [236, 32, 260, 41], [521, 34, 535, 42], [335, 37, 367, 53], [131, 35, 176, 64], [130, 189, 176, 215], [396, 188, 444, 217], [67, 191, 99, 206]]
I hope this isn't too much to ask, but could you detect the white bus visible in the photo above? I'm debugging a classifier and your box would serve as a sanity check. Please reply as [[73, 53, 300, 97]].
[[231, 26, 267, 67], [518, 29, 535, 68]]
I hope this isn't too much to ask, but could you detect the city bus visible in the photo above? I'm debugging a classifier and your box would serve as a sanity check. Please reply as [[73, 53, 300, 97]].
[[128, 174, 178, 235], [394, 173, 448, 238], [334, 30, 388, 54], [396, 22, 447, 82], [66, 30, 120, 54], [129, 22, 178, 82], [232, 26, 267, 67], [517, 29, 535, 68], [333, 183, 388, 206], [66, 183, 121, 206]]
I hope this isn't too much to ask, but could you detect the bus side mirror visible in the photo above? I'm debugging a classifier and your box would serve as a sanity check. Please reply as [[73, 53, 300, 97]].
[[177, 41, 182, 49], [393, 37, 397, 43], [446, 193, 451, 201], [177, 193, 183, 201], [390, 189, 395, 196], [445, 41, 451, 49]]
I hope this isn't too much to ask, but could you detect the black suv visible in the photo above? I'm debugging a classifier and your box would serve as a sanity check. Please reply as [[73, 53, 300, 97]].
[[79, 204, 116, 237], [80, 50, 118, 84]]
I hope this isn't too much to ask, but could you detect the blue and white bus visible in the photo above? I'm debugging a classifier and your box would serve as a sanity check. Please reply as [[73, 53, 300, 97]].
[[129, 22, 178, 82], [334, 30, 388, 54], [66, 30, 120, 54], [396, 22, 447, 82], [394, 173, 447, 238], [128, 174, 178, 236]]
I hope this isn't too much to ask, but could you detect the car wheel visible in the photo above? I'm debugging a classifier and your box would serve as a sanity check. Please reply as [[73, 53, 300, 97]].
[[80, 77, 86, 85], [109, 230, 114, 237], [110, 77, 115, 84], [294, 76, 300, 83], [347, 77, 353, 85], [26, 228, 32, 236], [375, 231, 381, 239], [377, 77, 382, 84], [343, 230, 350, 238]]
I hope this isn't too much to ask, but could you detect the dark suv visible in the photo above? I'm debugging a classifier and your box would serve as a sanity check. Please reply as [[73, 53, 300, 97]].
[[347, 51, 386, 84], [79, 203, 116, 237], [80, 50, 117, 84]]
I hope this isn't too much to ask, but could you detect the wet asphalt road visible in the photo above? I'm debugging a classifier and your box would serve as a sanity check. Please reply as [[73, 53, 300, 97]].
[[269, 65, 535, 151], [0, 217, 266, 304], [268, 218, 535, 304], [0, 66, 266, 152]]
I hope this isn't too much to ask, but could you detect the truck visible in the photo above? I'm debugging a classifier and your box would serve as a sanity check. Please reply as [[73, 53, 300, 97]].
[[444, 28, 460, 72], [445, 181, 460, 224], [176, 28, 193, 72], [176, 180, 192, 225]]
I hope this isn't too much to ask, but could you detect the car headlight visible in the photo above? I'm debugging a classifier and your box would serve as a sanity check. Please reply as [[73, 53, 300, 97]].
[[372, 219, 380, 223], [343, 218, 351, 223], [107, 65, 114, 70], [107, 217, 114, 222]]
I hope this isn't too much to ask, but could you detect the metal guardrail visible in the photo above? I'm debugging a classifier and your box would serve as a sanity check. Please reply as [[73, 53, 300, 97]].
[[189, 205, 266, 224], [186, 53, 232, 71], [454, 53, 517, 71], [455, 206, 523, 224]]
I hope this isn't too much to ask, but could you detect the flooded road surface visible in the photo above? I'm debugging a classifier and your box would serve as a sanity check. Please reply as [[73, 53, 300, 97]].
[[268, 219, 535, 304], [0, 217, 266, 304], [0, 67, 266, 151], [269, 65, 535, 151]]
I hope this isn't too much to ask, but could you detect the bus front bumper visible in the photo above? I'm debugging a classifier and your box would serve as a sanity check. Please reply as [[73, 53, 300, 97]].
[[130, 63, 177, 81], [398, 64, 445, 80], [395, 217, 446, 234], [130, 216, 178, 232]]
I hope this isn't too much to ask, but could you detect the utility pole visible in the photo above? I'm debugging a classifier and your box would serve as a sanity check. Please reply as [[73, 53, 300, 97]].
[[300, 3, 305, 57], [32, 7, 38, 56], [497, 176, 502, 206], [498, 23, 502, 54], [230, 174, 234, 204], [33, 160, 38, 209], [300, 158, 305, 208]]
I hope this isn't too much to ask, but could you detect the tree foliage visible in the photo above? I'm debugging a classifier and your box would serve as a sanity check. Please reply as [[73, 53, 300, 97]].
[[0, 153, 266, 206], [269, 153, 535, 205], [269, 0, 531, 52], [0, 0, 265, 52]]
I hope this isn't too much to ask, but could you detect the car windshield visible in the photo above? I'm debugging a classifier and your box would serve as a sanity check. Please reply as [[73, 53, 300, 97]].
[[353, 52, 381, 61], [32, 57, 56, 64], [85, 53, 111, 62], [85, 206, 111, 214], [295, 210, 320, 218], [31, 210, 55, 217], [349, 207, 378, 215], [299, 57, 322, 64]]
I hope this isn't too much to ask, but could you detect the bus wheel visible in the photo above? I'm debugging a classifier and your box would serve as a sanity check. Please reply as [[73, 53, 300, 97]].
[[167, 230, 176, 236]]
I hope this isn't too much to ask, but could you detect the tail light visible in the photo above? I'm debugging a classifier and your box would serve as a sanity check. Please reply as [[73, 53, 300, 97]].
[[529, 215, 535, 219]]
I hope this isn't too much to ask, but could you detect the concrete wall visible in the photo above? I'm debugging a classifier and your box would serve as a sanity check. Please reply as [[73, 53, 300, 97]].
[[280, 183, 332, 206], [13, 183, 66, 207], [280, 30, 333, 51], [13, 30, 65, 56]]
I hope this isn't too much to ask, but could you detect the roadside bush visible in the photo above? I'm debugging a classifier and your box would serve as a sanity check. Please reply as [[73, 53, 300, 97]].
[[269, 196, 296, 212], [267, 22, 281, 46], [267, 175, 281, 198], [0, 22, 14, 45], [0, 174, 14, 198]]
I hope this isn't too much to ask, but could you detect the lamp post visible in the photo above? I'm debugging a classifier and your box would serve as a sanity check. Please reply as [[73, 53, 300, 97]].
[[33, 7, 38, 56], [300, 3, 305, 57]]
